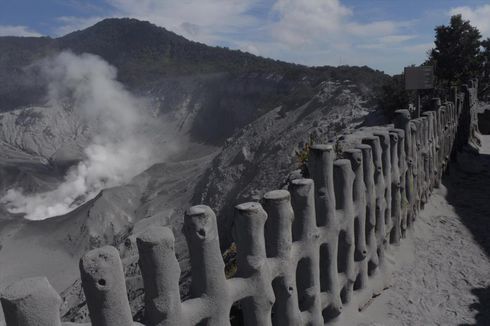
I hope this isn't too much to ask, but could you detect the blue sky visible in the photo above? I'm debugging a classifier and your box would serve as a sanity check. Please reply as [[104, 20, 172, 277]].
[[1, 0, 490, 74]]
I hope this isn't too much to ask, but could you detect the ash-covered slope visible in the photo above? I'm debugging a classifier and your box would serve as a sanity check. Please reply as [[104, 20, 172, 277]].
[[195, 79, 375, 248], [0, 18, 390, 323]]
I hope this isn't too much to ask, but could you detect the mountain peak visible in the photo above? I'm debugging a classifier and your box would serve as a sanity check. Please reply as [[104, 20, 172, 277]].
[[61, 17, 187, 44]]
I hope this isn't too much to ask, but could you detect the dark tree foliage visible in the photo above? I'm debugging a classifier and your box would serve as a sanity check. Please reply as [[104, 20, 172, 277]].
[[429, 14, 483, 86], [377, 74, 410, 118], [379, 15, 488, 118], [480, 38, 490, 98]]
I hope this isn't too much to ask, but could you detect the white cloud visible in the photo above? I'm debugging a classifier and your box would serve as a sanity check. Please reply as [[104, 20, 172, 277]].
[[0, 25, 42, 37], [267, 0, 413, 53], [270, 0, 352, 46], [347, 21, 400, 37], [239, 43, 260, 56], [402, 42, 434, 55], [56, 0, 261, 44], [260, 0, 419, 73], [450, 5, 490, 38], [379, 35, 417, 44]]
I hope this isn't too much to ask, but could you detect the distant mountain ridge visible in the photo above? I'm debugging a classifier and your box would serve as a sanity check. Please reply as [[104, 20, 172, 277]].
[[0, 18, 389, 141]]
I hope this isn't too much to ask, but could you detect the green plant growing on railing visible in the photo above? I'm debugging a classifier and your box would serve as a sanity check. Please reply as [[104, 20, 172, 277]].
[[334, 140, 344, 158], [223, 242, 237, 279], [402, 197, 409, 210], [295, 133, 323, 175]]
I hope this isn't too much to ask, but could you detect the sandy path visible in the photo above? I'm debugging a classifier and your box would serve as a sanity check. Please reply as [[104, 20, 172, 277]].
[[357, 135, 490, 326]]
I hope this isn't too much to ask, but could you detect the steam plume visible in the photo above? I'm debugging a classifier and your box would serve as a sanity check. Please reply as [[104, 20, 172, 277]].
[[1, 51, 160, 220]]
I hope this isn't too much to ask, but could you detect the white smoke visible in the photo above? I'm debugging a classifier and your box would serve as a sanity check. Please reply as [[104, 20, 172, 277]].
[[1, 51, 161, 220]]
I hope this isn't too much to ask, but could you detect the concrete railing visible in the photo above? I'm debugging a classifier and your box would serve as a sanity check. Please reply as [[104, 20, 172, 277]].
[[0, 82, 479, 326]]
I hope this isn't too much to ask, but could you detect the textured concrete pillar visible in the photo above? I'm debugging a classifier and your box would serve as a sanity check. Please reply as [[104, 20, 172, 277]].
[[394, 110, 412, 160], [345, 149, 368, 292], [183, 205, 231, 326], [344, 149, 368, 261], [440, 107, 448, 173], [290, 179, 323, 326], [433, 107, 441, 183], [333, 159, 356, 304], [449, 102, 457, 149], [409, 122, 419, 222], [357, 144, 379, 276], [394, 110, 414, 231], [233, 202, 274, 326], [423, 115, 431, 193], [263, 190, 301, 326], [432, 103, 442, 186], [388, 131, 402, 245], [444, 106, 452, 162], [373, 131, 392, 238], [392, 129, 407, 238], [412, 119, 424, 211], [234, 203, 268, 275], [308, 144, 336, 227], [80, 246, 133, 326], [136, 227, 182, 326], [422, 112, 435, 190], [362, 136, 386, 263], [290, 179, 318, 242], [419, 117, 429, 206], [434, 106, 443, 188], [1, 277, 62, 326], [307, 144, 342, 320], [451, 87, 458, 107], [264, 190, 294, 259]]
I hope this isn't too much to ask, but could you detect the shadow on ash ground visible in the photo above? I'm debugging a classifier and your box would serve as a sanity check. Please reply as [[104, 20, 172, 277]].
[[356, 135, 490, 326], [447, 135, 490, 326]]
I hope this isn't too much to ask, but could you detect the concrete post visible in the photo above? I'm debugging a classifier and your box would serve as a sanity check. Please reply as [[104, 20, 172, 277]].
[[183, 205, 231, 326], [308, 145, 336, 227], [412, 119, 424, 212], [333, 159, 356, 304], [440, 107, 448, 173], [434, 104, 443, 188], [392, 129, 407, 238], [345, 149, 369, 291], [373, 132, 392, 237], [307, 145, 342, 320], [80, 246, 134, 326], [290, 179, 323, 326], [422, 112, 435, 190], [357, 144, 379, 276], [410, 122, 419, 221], [233, 202, 274, 326], [419, 117, 429, 206], [1, 277, 62, 326], [388, 131, 401, 245], [263, 190, 301, 326], [136, 227, 182, 326], [394, 110, 414, 230], [361, 136, 386, 263]]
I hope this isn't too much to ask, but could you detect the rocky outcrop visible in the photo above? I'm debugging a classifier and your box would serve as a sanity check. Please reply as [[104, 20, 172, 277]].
[[194, 79, 374, 248]]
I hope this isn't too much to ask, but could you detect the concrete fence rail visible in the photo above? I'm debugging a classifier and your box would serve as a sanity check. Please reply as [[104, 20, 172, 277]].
[[0, 81, 479, 326]]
